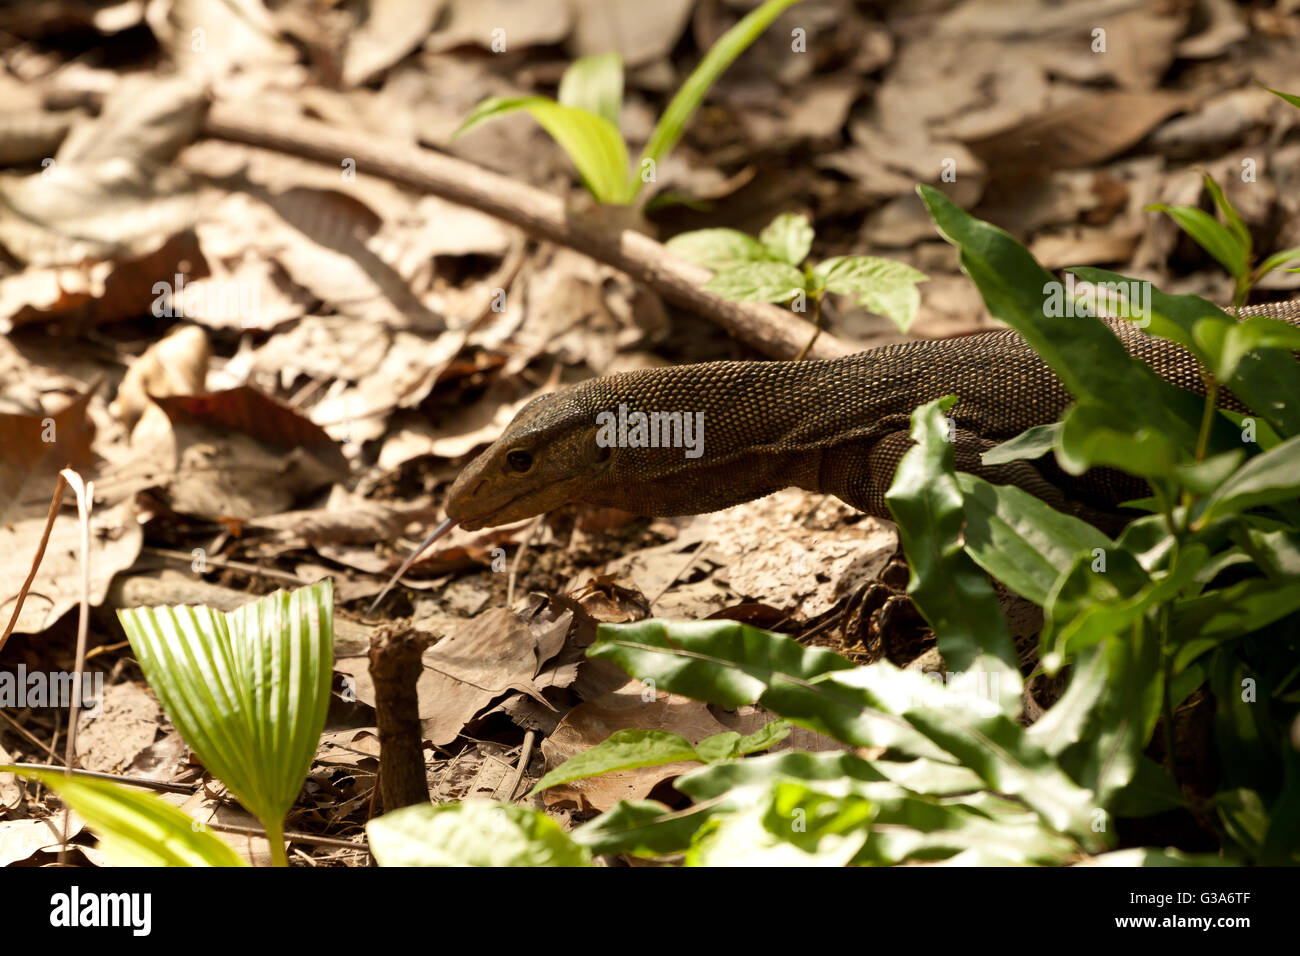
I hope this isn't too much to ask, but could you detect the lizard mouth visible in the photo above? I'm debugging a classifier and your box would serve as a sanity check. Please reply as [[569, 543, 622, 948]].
[[451, 475, 579, 530]]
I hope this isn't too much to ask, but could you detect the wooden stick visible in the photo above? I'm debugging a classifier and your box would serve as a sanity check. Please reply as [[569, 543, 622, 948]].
[[201, 102, 853, 361]]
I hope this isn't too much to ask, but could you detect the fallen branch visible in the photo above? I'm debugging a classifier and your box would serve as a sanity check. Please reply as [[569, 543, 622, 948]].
[[202, 101, 853, 361]]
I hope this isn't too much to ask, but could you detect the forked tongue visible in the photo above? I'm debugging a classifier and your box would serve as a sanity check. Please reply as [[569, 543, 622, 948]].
[[367, 517, 457, 614]]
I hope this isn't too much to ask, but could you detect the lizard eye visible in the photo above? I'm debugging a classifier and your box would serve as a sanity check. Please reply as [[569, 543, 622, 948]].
[[506, 450, 533, 473]]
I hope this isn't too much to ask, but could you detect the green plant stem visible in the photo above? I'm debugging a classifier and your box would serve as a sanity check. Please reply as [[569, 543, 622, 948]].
[[266, 818, 288, 867], [1193, 374, 1219, 465], [794, 293, 824, 361], [1156, 610, 1179, 790]]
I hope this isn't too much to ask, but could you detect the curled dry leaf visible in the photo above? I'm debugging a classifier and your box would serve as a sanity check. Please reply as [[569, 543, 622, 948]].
[[109, 323, 210, 428]]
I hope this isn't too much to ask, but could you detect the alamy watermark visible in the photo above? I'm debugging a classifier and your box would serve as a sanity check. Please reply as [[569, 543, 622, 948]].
[[0, 667, 103, 717], [595, 405, 705, 459], [1042, 273, 1151, 327], [152, 273, 259, 325]]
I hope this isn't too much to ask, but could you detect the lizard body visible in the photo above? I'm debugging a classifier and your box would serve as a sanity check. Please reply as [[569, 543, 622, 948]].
[[446, 300, 1300, 532]]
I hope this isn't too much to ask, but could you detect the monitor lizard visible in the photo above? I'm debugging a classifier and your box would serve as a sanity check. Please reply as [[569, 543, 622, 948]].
[[444, 299, 1300, 533], [368, 299, 1300, 611]]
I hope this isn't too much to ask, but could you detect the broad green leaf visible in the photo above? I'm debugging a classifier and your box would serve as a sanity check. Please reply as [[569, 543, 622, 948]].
[[1058, 400, 1177, 479], [813, 255, 928, 332], [530, 730, 699, 795], [886, 395, 1021, 704], [1216, 315, 1300, 382], [591, 623, 1100, 847], [1148, 203, 1248, 278], [665, 227, 771, 270], [957, 472, 1110, 606], [557, 53, 623, 129], [1237, 527, 1300, 579], [571, 799, 709, 856], [637, 0, 804, 193], [898, 705, 1105, 847], [679, 756, 1065, 864], [703, 261, 806, 302], [1172, 576, 1300, 670], [528, 721, 790, 795], [982, 422, 1060, 465], [1028, 627, 1163, 805], [1198, 432, 1300, 525], [116, 581, 334, 864], [865, 792, 1077, 866], [676, 750, 890, 800], [692, 722, 793, 763], [919, 186, 1201, 447], [368, 801, 591, 867], [589, 619, 855, 710], [457, 97, 631, 204], [1070, 267, 1300, 437], [588, 621, 943, 756], [4, 767, 247, 866], [686, 781, 874, 866], [1173, 449, 1246, 496], [759, 212, 814, 266], [1044, 544, 1207, 665], [1106, 757, 1187, 818], [1214, 786, 1273, 862]]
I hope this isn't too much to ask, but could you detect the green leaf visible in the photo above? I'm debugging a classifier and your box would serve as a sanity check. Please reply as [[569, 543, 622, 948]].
[[1058, 401, 1177, 479], [885, 396, 1022, 707], [1251, 247, 1300, 282], [676, 750, 889, 800], [1200, 173, 1252, 257], [1198, 432, 1300, 525], [813, 255, 928, 332], [589, 619, 855, 710], [1028, 628, 1163, 805], [703, 261, 807, 302], [685, 781, 875, 866], [457, 97, 632, 204], [557, 53, 623, 129], [367, 801, 592, 866], [636, 0, 804, 195], [3, 767, 247, 866], [1148, 203, 1249, 279], [1070, 268, 1300, 437], [529, 730, 699, 795], [116, 581, 334, 864], [898, 706, 1105, 847], [1217, 315, 1300, 382], [590, 622, 1101, 847], [1262, 85, 1300, 110], [571, 799, 708, 856], [588, 620, 943, 756], [1172, 577, 1300, 670], [957, 472, 1110, 606], [693, 721, 793, 763], [665, 228, 771, 270], [982, 422, 1060, 465], [759, 212, 814, 266], [1238, 527, 1300, 580], [918, 186, 1200, 448], [1044, 544, 1207, 665]]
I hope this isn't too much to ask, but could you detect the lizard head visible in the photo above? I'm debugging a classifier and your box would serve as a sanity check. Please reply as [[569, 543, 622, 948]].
[[445, 387, 613, 530]]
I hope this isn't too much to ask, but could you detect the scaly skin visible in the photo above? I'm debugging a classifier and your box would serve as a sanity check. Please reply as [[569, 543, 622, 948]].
[[446, 301, 1300, 531]]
